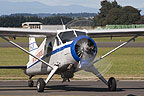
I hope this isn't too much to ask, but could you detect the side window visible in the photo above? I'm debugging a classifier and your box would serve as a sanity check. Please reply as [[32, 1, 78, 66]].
[[56, 37, 61, 46]]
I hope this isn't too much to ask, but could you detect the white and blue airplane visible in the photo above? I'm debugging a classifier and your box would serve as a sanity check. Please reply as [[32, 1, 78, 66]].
[[0, 26, 144, 92]]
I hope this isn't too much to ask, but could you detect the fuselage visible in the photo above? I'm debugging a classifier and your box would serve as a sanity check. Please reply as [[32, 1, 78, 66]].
[[25, 29, 97, 77]]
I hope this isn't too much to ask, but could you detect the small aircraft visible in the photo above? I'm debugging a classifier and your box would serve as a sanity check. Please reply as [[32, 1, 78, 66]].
[[0, 24, 144, 92]]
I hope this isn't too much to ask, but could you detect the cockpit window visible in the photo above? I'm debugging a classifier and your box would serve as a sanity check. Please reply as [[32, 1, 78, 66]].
[[58, 31, 76, 43], [75, 31, 86, 36]]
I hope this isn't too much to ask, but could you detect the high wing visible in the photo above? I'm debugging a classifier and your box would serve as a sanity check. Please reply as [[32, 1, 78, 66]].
[[87, 28, 144, 38], [0, 27, 57, 37]]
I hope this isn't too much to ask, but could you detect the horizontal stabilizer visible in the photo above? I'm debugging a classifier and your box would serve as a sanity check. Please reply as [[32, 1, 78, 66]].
[[0, 66, 27, 69]]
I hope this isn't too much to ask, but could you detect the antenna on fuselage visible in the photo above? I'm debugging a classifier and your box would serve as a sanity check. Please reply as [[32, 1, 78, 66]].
[[61, 18, 66, 30]]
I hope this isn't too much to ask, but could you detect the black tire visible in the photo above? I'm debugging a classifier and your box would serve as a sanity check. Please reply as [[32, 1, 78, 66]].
[[108, 77, 117, 91], [36, 78, 45, 92], [28, 80, 34, 87]]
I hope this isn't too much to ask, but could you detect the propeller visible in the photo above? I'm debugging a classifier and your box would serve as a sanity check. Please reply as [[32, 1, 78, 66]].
[[73, 37, 97, 69], [75, 38, 96, 61]]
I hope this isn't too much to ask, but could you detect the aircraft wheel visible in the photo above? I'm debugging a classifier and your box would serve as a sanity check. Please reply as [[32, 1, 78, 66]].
[[36, 78, 45, 92], [28, 80, 34, 87], [108, 77, 117, 91]]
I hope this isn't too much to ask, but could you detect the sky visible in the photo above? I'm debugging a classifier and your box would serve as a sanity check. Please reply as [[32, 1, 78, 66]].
[[2, 0, 144, 9]]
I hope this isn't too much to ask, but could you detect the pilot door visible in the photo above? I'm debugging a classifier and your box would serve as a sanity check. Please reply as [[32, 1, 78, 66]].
[[41, 39, 54, 73]]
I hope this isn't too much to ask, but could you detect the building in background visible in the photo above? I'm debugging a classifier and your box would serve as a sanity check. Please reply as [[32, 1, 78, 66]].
[[22, 22, 64, 30]]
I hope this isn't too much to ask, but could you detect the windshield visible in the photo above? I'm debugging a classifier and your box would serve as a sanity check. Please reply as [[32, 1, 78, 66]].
[[58, 31, 76, 43], [75, 31, 86, 36]]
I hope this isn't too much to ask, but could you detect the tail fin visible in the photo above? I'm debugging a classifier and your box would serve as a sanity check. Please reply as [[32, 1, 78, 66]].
[[29, 37, 38, 60]]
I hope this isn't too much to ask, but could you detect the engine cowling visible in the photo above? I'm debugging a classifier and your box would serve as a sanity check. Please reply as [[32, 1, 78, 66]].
[[71, 36, 97, 63]]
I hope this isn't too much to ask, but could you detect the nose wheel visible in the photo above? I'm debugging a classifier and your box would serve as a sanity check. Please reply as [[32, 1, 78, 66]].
[[108, 77, 117, 91]]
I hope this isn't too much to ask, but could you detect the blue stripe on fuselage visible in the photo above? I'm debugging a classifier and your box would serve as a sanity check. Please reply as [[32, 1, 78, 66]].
[[27, 43, 72, 69], [51, 44, 72, 55]]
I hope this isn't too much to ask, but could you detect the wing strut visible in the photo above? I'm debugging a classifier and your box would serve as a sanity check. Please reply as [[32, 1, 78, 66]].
[[91, 35, 139, 65], [0, 35, 53, 69]]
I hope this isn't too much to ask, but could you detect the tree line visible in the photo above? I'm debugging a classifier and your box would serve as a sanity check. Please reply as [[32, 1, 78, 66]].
[[0, 16, 73, 27], [7, 13, 97, 18], [94, 0, 144, 26]]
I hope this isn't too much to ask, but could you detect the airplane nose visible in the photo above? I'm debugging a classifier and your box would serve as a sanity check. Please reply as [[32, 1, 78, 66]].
[[71, 36, 97, 62]]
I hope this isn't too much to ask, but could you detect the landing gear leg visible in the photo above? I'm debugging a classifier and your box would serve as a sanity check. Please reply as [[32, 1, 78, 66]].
[[86, 65, 117, 91], [28, 75, 34, 87], [36, 65, 59, 92]]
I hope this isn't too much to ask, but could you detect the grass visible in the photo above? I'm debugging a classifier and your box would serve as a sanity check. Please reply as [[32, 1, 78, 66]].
[[0, 48, 28, 78], [0, 47, 144, 80]]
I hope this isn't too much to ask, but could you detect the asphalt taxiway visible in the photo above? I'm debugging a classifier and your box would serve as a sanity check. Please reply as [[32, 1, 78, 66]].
[[0, 42, 144, 47], [0, 80, 144, 96]]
